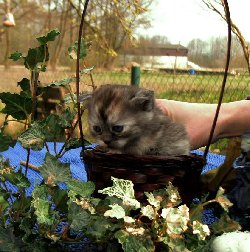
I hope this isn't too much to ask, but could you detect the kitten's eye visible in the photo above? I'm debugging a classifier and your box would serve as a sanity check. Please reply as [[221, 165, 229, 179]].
[[93, 125, 102, 133], [112, 125, 124, 133]]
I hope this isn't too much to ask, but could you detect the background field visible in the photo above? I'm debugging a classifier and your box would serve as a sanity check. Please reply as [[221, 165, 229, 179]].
[[0, 66, 249, 153]]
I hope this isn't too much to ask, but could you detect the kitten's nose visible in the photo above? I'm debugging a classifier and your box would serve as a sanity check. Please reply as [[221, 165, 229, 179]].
[[103, 140, 111, 145]]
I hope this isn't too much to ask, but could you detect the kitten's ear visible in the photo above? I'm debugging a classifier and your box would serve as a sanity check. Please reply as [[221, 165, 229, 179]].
[[130, 89, 154, 111], [78, 91, 93, 108]]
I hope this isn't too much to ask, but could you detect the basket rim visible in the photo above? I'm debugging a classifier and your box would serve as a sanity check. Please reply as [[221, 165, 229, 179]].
[[82, 148, 206, 173]]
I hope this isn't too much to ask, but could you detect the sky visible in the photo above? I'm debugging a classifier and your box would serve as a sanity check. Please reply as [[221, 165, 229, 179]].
[[136, 0, 250, 46]]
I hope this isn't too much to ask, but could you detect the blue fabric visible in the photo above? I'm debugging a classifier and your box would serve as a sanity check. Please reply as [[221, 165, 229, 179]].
[[0, 143, 227, 236], [1, 142, 88, 195], [1, 143, 225, 195], [1, 143, 225, 182]]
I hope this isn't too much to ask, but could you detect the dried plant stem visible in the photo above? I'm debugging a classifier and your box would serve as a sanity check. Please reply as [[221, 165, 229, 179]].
[[76, 0, 90, 149], [20, 160, 39, 172], [203, 0, 231, 159]]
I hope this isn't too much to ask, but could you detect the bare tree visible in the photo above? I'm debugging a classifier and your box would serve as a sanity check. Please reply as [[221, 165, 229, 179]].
[[0, 0, 153, 69], [202, 0, 250, 72]]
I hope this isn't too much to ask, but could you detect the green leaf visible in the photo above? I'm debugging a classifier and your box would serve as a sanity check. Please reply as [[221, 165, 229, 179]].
[[58, 107, 76, 128], [98, 177, 140, 209], [80, 65, 95, 74], [19, 217, 36, 243], [51, 187, 68, 212], [68, 203, 92, 232], [160, 235, 187, 252], [17, 78, 31, 98], [141, 205, 155, 220], [0, 92, 32, 120], [17, 78, 30, 92], [210, 212, 241, 234], [3, 169, 30, 188], [9, 51, 23, 61], [115, 230, 155, 252], [214, 187, 233, 212], [39, 153, 72, 186], [192, 220, 210, 241], [12, 196, 31, 213], [32, 185, 59, 226], [68, 39, 87, 60], [161, 205, 189, 235], [165, 182, 182, 206], [0, 131, 15, 152], [42, 114, 65, 141], [18, 122, 45, 151], [86, 216, 114, 240], [144, 192, 161, 210], [67, 180, 95, 198], [65, 138, 91, 151], [36, 29, 60, 45], [24, 45, 49, 70], [104, 204, 126, 219], [49, 76, 76, 87], [0, 195, 9, 214], [0, 227, 20, 252]]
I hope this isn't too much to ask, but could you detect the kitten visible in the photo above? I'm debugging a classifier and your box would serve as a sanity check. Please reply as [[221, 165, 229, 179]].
[[87, 84, 190, 156]]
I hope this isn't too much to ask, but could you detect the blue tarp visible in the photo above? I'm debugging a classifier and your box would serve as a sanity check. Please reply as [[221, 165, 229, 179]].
[[1, 143, 227, 231], [1, 142, 225, 193]]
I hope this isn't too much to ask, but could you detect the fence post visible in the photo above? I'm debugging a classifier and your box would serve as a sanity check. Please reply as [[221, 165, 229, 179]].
[[131, 65, 140, 86]]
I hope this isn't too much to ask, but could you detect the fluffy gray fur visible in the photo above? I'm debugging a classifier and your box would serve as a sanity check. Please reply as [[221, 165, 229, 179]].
[[87, 84, 190, 156]]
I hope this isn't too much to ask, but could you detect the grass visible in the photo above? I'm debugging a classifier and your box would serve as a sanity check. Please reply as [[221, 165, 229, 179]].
[[0, 66, 249, 154]]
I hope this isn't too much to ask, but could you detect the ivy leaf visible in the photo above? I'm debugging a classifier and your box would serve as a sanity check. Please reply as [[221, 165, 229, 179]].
[[68, 203, 92, 232], [9, 51, 23, 61], [42, 114, 65, 141], [12, 196, 31, 213], [18, 122, 45, 150], [0, 131, 15, 152], [17, 78, 31, 98], [68, 39, 87, 60], [0, 195, 9, 214], [192, 220, 210, 241], [24, 45, 49, 70], [210, 212, 241, 234], [36, 29, 60, 45], [32, 185, 59, 226], [19, 217, 36, 243], [39, 153, 72, 186], [65, 138, 91, 151], [3, 169, 30, 188], [160, 235, 187, 252], [86, 216, 114, 240], [58, 108, 76, 128], [67, 180, 95, 198], [49, 76, 76, 87], [0, 227, 20, 252], [165, 182, 182, 206], [98, 177, 140, 209], [80, 66, 95, 74], [141, 205, 155, 220], [0, 92, 32, 120], [17, 78, 30, 92], [51, 187, 68, 213], [214, 187, 233, 212], [104, 204, 126, 219], [145, 192, 161, 210], [115, 230, 155, 252]]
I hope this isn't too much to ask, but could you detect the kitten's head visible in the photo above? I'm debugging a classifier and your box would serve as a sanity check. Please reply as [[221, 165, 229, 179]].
[[87, 84, 155, 151]]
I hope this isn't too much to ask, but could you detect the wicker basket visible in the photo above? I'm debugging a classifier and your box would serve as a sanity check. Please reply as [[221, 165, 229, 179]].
[[82, 149, 205, 203]]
